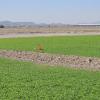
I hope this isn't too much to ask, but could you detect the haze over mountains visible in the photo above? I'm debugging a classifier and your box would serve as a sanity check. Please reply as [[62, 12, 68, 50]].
[[0, 21, 68, 27], [0, 21, 100, 27], [0, 21, 36, 27]]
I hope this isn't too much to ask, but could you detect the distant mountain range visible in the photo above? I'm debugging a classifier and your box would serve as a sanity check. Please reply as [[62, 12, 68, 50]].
[[0, 21, 37, 27], [77, 21, 100, 25], [0, 21, 72, 27], [92, 21, 100, 25], [0, 21, 100, 27]]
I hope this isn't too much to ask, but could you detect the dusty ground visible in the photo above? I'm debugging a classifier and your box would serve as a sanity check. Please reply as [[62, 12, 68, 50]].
[[1, 32, 100, 38], [0, 26, 100, 38], [0, 50, 100, 70], [0, 26, 100, 34]]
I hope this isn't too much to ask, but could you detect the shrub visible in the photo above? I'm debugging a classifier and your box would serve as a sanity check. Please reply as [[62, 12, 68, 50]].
[[0, 25, 5, 28], [36, 44, 44, 53]]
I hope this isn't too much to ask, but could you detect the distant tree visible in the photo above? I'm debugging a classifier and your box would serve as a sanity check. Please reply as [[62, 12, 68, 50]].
[[0, 25, 5, 28]]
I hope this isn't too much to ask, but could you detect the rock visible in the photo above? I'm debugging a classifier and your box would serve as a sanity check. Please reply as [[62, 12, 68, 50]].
[[0, 50, 100, 70]]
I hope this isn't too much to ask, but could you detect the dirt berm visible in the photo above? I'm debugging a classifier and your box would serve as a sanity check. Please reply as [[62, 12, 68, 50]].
[[0, 50, 100, 70]]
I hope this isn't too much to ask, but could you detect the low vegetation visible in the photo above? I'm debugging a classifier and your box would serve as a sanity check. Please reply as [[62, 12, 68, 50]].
[[0, 58, 100, 99], [0, 35, 100, 57]]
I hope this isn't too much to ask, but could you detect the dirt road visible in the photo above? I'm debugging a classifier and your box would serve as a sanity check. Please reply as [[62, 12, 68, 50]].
[[0, 32, 100, 38]]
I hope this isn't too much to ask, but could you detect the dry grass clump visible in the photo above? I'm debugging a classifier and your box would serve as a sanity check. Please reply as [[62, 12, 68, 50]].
[[36, 44, 44, 53]]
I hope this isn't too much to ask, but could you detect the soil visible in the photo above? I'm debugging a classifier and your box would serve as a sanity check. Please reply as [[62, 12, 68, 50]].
[[0, 32, 100, 38], [0, 50, 100, 70]]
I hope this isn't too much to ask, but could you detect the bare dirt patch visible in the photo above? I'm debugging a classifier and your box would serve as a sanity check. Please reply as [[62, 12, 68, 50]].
[[0, 32, 100, 38], [1, 26, 100, 34], [1, 26, 100, 38], [0, 50, 100, 70]]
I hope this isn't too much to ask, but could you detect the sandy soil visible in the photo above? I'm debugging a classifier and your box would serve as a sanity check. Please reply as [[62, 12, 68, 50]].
[[0, 26, 100, 38], [0, 26, 100, 34], [0, 32, 100, 38]]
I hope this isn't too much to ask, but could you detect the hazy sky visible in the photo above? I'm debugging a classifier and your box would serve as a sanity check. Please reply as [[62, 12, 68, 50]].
[[0, 0, 100, 24]]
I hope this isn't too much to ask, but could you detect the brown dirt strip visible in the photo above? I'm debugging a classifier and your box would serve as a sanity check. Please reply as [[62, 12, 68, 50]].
[[0, 50, 100, 70], [0, 32, 100, 38]]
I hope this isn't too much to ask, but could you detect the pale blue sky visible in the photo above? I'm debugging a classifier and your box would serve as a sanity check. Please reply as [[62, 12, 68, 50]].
[[0, 0, 100, 24]]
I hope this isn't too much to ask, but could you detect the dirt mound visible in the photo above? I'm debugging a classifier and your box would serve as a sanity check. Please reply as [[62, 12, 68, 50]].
[[0, 50, 100, 70]]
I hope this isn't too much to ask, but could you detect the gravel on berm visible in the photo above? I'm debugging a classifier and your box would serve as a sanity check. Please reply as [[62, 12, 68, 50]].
[[0, 50, 100, 70]]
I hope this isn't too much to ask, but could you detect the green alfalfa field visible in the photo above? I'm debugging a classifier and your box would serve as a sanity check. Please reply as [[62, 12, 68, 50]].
[[0, 35, 100, 57], [0, 35, 100, 99]]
